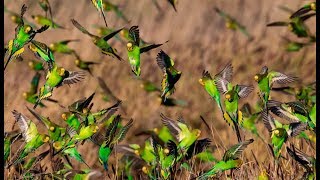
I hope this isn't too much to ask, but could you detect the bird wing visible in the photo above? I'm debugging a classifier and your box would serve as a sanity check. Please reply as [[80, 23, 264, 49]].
[[128, 26, 140, 46], [156, 50, 174, 70], [160, 113, 181, 140], [12, 110, 38, 143], [268, 71, 297, 85], [287, 122, 307, 137], [237, 85, 254, 99], [102, 27, 123, 41], [215, 63, 233, 82], [71, 19, 96, 38], [61, 71, 86, 85], [261, 109, 276, 132], [214, 76, 230, 94], [112, 119, 133, 144], [223, 139, 254, 161]]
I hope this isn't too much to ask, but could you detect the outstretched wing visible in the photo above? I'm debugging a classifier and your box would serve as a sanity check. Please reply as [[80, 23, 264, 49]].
[[214, 76, 230, 94], [112, 119, 133, 144], [237, 85, 254, 99], [261, 109, 276, 132], [12, 110, 38, 143], [156, 50, 174, 70], [268, 71, 297, 85], [160, 113, 180, 140], [128, 26, 140, 46], [102, 27, 123, 41], [223, 139, 254, 161], [215, 62, 233, 82], [61, 71, 86, 85], [71, 19, 96, 38]]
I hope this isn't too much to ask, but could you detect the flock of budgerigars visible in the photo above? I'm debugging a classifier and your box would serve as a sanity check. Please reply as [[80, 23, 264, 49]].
[[4, 0, 316, 179]]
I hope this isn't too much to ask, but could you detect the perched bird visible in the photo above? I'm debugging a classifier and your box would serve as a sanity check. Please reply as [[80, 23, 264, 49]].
[[198, 139, 254, 179], [261, 109, 307, 159], [71, 19, 123, 61], [156, 50, 181, 101], [90, 0, 108, 27], [126, 26, 167, 76], [5, 4, 50, 70], [102, 0, 129, 22], [28, 40, 55, 70], [34, 65, 86, 109], [290, 2, 316, 19], [214, 7, 253, 39], [215, 76, 254, 142], [96, 115, 133, 170], [286, 145, 315, 179], [49, 39, 79, 55], [254, 66, 297, 105], [160, 113, 201, 149], [267, 100, 315, 130], [267, 13, 315, 38], [38, 0, 53, 26], [199, 63, 233, 114], [8, 110, 50, 167], [73, 52, 100, 75], [31, 15, 64, 29]]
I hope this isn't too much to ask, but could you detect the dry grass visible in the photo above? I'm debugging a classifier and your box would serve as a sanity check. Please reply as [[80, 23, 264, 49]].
[[4, 0, 316, 179]]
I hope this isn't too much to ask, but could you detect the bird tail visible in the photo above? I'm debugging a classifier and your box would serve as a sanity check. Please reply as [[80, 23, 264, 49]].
[[233, 121, 242, 143], [101, 8, 108, 27]]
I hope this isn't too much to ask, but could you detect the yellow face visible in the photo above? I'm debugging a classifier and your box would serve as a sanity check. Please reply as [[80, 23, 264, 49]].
[[61, 113, 67, 120], [120, 29, 125, 37], [288, 23, 294, 32], [195, 129, 201, 137], [53, 142, 62, 150], [22, 92, 28, 98], [164, 148, 170, 154], [134, 150, 140, 156], [11, 15, 17, 21], [127, 42, 133, 51], [28, 61, 34, 68], [254, 75, 259, 82], [34, 16, 40, 22], [142, 166, 148, 174], [97, 28, 103, 35], [93, 37, 98, 44], [24, 25, 32, 33], [29, 44, 37, 52], [311, 2, 316, 11], [153, 128, 159, 134], [75, 59, 80, 65], [82, 108, 88, 114], [58, 68, 65, 76], [198, 78, 205, 86], [274, 129, 280, 136], [43, 136, 50, 142], [49, 126, 55, 131], [49, 43, 55, 50], [225, 93, 231, 100]]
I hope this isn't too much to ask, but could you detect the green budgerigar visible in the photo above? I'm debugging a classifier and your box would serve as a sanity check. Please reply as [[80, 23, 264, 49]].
[[102, 0, 129, 22], [215, 76, 254, 142], [261, 109, 307, 159], [5, 4, 50, 70], [71, 19, 123, 61], [199, 63, 233, 114], [8, 110, 50, 167], [38, 0, 53, 26], [28, 60, 45, 72], [254, 66, 297, 105], [31, 15, 64, 29], [290, 2, 316, 19], [127, 26, 166, 76], [214, 7, 253, 39], [156, 50, 181, 101], [73, 52, 100, 75], [91, 0, 108, 27], [28, 40, 55, 70], [49, 39, 79, 55], [198, 139, 254, 179], [34, 65, 86, 109]]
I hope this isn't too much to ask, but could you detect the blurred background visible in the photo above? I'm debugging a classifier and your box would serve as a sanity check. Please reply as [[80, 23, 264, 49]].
[[4, 0, 316, 175]]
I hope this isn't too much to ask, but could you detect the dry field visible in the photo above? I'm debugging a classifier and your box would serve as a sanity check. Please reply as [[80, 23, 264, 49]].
[[4, 0, 316, 179]]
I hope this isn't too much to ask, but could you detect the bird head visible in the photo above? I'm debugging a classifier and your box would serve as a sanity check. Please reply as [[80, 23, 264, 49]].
[[142, 166, 149, 174], [198, 78, 205, 86], [127, 42, 134, 51], [53, 141, 62, 150], [164, 148, 170, 155], [11, 15, 18, 23], [92, 37, 99, 44], [49, 126, 55, 132], [225, 92, 234, 102], [153, 128, 159, 134], [58, 67, 66, 76], [61, 112, 68, 121], [288, 23, 294, 32], [28, 44, 37, 52], [49, 43, 56, 51], [28, 61, 35, 68], [294, 87, 302, 96], [134, 149, 140, 156], [82, 108, 89, 114], [24, 25, 33, 34], [31, 15, 40, 22], [22, 92, 28, 99], [254, 74, 262, 82], [311, 2, 316, 11], [42, 135, 50, 143], [91, 125, 99, 133], [75, 59, 80, 66], [120, 29, 127, 38], [194, 129, 201, 137]]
